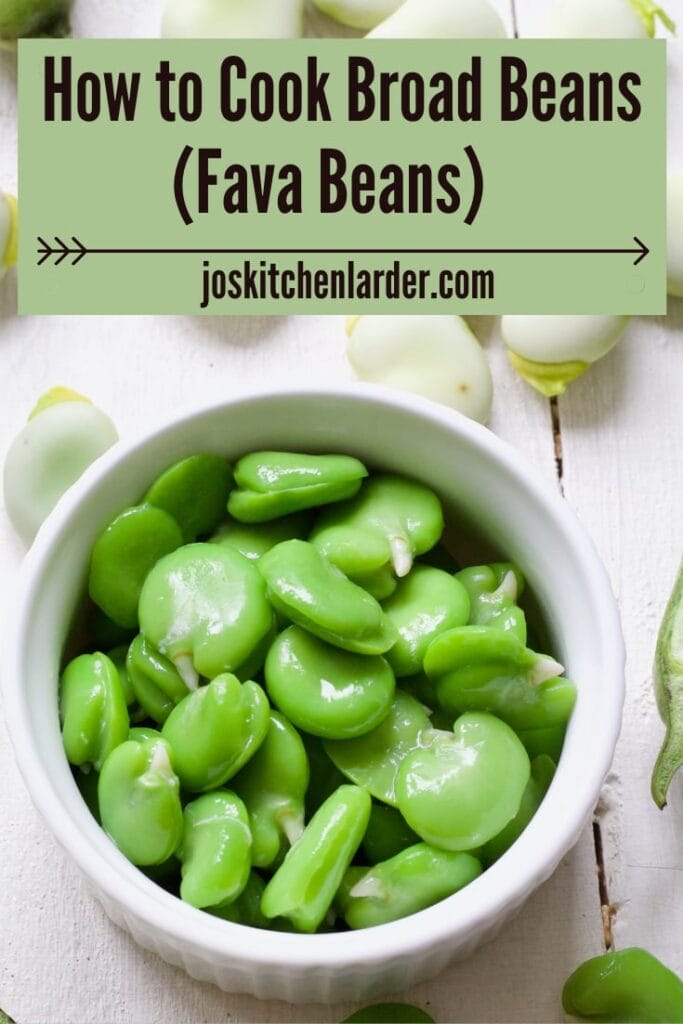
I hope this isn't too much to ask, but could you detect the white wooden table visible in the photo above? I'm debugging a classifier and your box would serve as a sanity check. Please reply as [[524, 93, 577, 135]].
[[1, 2, 681, 1021]]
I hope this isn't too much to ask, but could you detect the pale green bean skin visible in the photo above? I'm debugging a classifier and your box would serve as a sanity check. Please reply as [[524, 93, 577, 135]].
[[261, 785, 371, 933], [180, 791, 252, 909], [338, 843, 482, 928]]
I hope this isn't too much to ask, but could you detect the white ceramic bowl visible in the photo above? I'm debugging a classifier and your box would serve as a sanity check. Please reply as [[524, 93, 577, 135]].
[[4, 386, 625, 1003]]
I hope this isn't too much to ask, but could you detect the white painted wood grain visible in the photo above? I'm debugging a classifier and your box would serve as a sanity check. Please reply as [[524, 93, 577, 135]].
[[1, 1, 680, 1021]]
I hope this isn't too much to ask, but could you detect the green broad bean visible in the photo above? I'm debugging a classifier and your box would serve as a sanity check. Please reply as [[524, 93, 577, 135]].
[[324, 690, 432, 805], [138, 543, 272, 688], [382, 565, 470, 677], [107, 645, 136, 706], [259, 540, 397, 655], [456, 563, 527, 642], [265, 626, 395, 740], [98, 735, 183, 866], [228, 451, 367, 523], [261, 784, 371, 933], [311, 475, 444, 581], [211, 512, 312, 560], [481, 754, 556, 865], [425, 625, 576, 732], [517, 724, 566, 762], [180, 791, 251, 909], [395, 711, 530, 851], [144, 454, 233, 542], [60, 653, 129, 771], [562, 947, 683, 1023], [126, 634, 189, 724], [210, 872, 270, 928], [89, 505, 183, 629], [302, 735, 347, 816], [231, 711, 309, 868], [162, 674, 270, 792], [362, 803, 419, 864], [338, 843, 482, 928], [343, 1006, 434, 1024]]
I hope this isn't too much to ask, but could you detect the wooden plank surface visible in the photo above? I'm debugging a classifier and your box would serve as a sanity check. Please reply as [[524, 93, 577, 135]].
[[1, 2, 680, 1021]]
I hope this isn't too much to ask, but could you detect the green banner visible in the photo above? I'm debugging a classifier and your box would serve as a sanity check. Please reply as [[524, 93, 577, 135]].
[[18, 39, 666, 315]]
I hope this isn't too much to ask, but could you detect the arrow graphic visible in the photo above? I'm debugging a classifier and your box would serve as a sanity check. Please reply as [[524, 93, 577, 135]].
[[35, 235, 650, 268]]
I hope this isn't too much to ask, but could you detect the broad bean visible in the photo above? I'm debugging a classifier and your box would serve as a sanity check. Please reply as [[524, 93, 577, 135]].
[[162, 674, 270, 792]]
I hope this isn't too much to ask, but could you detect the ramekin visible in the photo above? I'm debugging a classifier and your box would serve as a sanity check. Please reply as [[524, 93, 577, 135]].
[[3, 386, 625, 1002]]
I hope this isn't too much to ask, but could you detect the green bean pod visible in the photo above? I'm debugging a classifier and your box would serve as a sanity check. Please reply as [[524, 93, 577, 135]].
[[126, 634, 189, 724], [161, 674, 270, 792], [562, 948, 683, 1023], [98, 736, 183, 866], [180, 791, 252, 909], [231, 712, 309, 868], [261, 785, 371, 933], [338, 843, 482, 928], [60, 653, 129, 771], [228, 451, 367, 522], [259, 540, 397, 655], [144, 454, 233, 542], [651, 561, 683, 808]]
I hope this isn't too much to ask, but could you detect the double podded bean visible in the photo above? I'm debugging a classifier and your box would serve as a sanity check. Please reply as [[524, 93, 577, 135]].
[[261, 785, 371, 933], [311, 475, 444, 580], [180, 791, 252, 909], [265, 626, 396, 740], [229, 451, 367, 522], [139, 544, 272, 688], [338, 843, 482, 928], [259, 539, 397, 655], [231, 711, 309, 868], [161, 673, 270, 791], [60, 653, 129, 771], [395, 712, 531, 851], [425, 626, 576, 731]]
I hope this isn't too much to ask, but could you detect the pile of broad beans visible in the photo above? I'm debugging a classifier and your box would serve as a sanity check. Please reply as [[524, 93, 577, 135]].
[[61, 450, 575, 934]]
